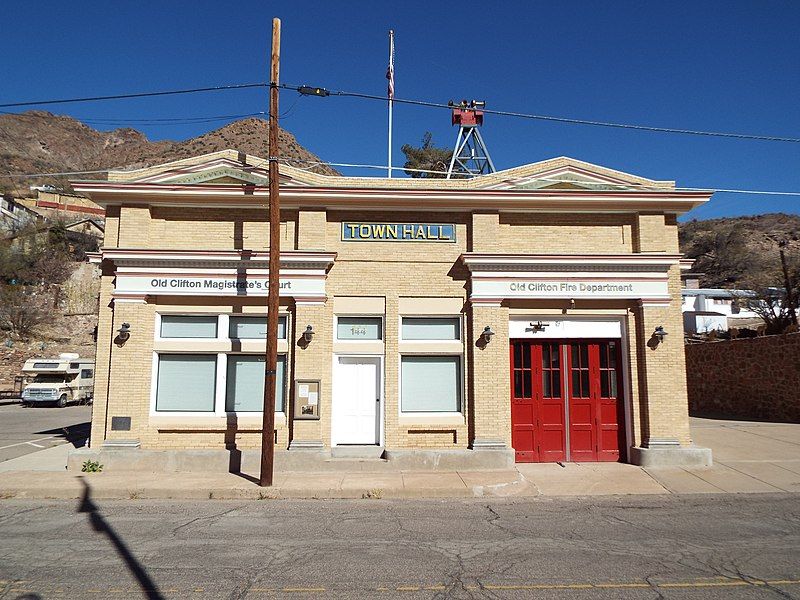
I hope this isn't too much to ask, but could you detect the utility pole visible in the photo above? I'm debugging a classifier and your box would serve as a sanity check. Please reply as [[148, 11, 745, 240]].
[[260, 17, 280, 487], [779, 241, 798, 328]]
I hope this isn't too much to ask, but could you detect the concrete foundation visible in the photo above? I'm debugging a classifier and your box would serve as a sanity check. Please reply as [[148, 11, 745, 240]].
[[68, 447, 516, 473], [629, 445, 713, 468], [384, 449, 515, 470]]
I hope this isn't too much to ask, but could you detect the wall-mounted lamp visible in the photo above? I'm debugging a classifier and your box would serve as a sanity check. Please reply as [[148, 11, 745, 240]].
[[529, 320, 549, 333], [116, 322, 131, 343], [303, 325, 315, 343], [481, 326, 495, 344], [653, 325, 668, 343]]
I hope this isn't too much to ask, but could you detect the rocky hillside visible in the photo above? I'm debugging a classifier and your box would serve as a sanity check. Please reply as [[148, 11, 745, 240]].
[[679, 213, 800, 288], [0, 111, 337, 195]]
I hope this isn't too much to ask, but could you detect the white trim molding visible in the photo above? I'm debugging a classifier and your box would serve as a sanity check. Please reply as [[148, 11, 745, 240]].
[[98, 249, 336, 304], [508, 316, 623, 339], [462, 253, 681, 305]]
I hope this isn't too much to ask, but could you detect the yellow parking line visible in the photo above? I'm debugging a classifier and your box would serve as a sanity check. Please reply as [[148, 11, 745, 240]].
[[661, 581, 751, 588], [461, 579, 800, 592], [484, 583, 594, 590]]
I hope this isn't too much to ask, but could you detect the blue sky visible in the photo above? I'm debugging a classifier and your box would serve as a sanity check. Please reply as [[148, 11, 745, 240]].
[[2, 1, 798, 220]]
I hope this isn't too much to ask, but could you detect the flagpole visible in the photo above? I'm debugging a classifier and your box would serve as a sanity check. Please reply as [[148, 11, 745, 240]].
[[387, 30, 394, 178]]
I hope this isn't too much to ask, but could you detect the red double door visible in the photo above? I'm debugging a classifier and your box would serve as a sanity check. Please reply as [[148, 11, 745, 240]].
[[511, 340, 625, 463]]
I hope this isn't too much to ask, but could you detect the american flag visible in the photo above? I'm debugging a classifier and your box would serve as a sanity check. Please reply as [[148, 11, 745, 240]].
[[386, 30, 395, 100]]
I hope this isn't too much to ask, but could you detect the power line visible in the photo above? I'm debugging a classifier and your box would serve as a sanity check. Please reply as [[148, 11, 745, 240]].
[[0, 169, 115, 179], [1, 109, 267, 126], [273, 157, 800, 196], [2, 80, 797, 143], [280, 83, 800, 144], [73, 112, 265, 126], [0, 83, 268, 108]]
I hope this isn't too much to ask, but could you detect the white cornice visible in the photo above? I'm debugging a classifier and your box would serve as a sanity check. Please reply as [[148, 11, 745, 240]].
[[463, 253, 678, 304], [98, 248, 336, 271], [71, 182, 709, 214], [461, 253, 683, 273]]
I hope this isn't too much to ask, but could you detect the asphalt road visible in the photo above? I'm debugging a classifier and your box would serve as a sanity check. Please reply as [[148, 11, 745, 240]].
[[0, 403, 91, 463], [0, 494, 798, 599]]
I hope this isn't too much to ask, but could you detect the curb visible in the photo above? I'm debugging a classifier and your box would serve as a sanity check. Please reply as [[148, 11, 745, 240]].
[[0, 486, 484, 501], [0, 472, 538, 501]]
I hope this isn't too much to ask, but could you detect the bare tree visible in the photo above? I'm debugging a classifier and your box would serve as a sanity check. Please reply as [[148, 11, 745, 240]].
[[734, 242, 800, 335], [0, 285, 52, 339], [736, 288, 793, 335]]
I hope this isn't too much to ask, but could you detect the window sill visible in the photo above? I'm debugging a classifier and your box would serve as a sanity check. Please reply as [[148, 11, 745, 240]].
[[149, 413, 286, 430], [398, 414, 465, 426]]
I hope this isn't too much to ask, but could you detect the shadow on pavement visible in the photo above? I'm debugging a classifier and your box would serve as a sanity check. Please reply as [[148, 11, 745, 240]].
[[78, 479, 165, 600], [35, 422, 91, 448], [690, 412, 797, 424]]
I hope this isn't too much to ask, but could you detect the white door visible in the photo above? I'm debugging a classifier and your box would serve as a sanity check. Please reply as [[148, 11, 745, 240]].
[[332, 356, 381, 445]]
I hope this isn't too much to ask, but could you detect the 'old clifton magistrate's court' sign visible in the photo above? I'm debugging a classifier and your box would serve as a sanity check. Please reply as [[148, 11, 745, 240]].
[[342, 222, 456, 242]]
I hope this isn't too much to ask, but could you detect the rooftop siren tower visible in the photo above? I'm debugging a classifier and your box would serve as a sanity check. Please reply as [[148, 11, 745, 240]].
[[446, 100, 496, 179]]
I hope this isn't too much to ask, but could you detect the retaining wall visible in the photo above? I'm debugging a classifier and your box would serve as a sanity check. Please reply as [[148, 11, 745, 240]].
[[686, 333, 800, 422]]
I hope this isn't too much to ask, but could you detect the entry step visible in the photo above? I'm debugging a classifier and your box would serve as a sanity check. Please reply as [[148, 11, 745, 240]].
[[331, 445, 385, 459]]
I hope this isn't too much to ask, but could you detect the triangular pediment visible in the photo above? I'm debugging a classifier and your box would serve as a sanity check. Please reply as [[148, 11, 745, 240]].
[[158, 166, 270, 186], [511, 168, 631, 191], [473, 157, 674, 191], [106, 149, 323, 186], [100, 150, 677, 194]]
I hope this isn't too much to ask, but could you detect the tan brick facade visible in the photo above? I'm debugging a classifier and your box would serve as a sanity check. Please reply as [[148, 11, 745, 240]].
[[77, 151, 711, 466]]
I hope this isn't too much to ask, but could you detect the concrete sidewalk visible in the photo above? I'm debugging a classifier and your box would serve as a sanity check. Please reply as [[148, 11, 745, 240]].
[[0, 441, 75, 473], [0, 417, 798, 500], [0, 468, 534, 500], [644, 417, 800, 494]]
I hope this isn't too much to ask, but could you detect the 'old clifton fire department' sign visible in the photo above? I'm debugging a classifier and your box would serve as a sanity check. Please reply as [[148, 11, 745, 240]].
[[471, 278, 670, 300], [342, 222, 456, 242]]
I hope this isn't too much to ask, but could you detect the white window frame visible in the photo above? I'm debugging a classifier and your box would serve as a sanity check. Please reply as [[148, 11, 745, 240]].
[[224, 353, 288, 413], [334, 315, 385, 342], [399, 314, 463, 342], [228, 314, 288, 340], [155, 313, 223, 342], [151, 352, 220, 415], [397, 352, 464, 416], [150, 351, 288, 417], [155, 313, 290, 342], [150, 311, 291, 417]]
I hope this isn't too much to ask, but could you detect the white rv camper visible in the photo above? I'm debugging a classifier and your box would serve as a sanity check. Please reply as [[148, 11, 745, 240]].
[[20, 353, 94, 407]]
